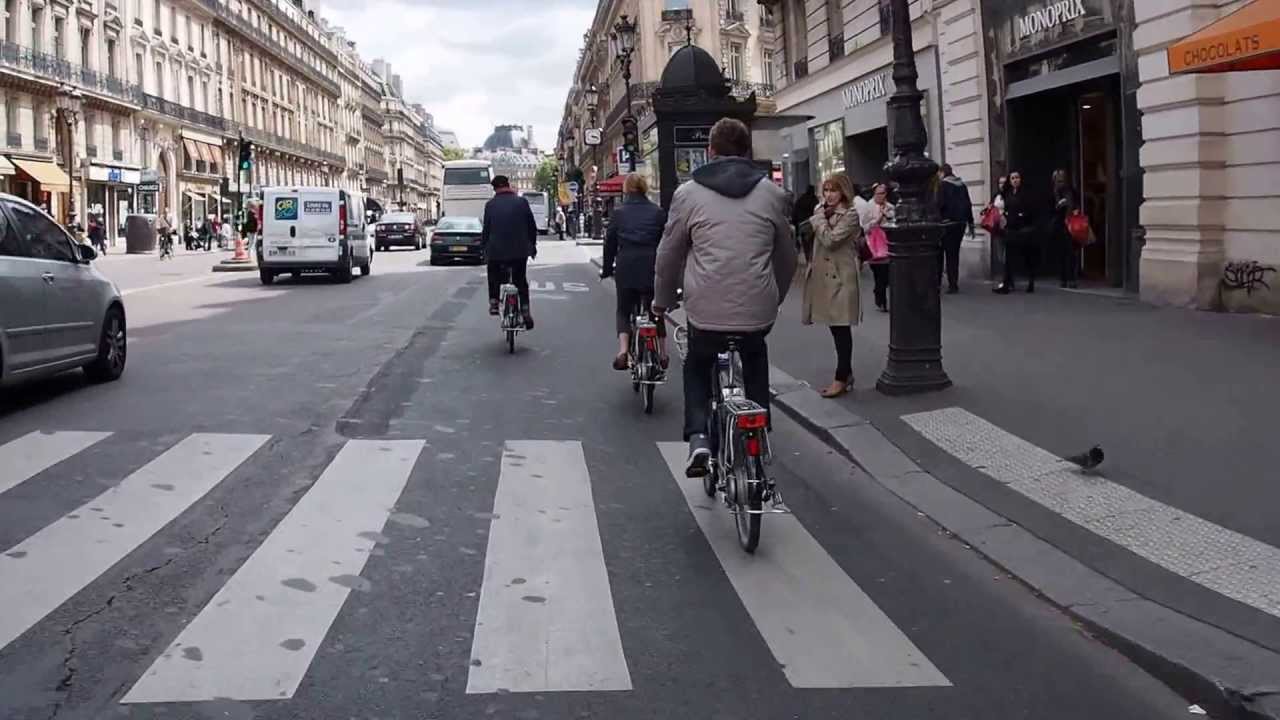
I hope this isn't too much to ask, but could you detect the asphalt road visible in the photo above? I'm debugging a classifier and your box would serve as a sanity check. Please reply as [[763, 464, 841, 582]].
[[0, 241, 1194, 719]]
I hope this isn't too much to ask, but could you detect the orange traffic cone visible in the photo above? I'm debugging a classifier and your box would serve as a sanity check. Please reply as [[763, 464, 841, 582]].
[[231, 233, 250, 262]]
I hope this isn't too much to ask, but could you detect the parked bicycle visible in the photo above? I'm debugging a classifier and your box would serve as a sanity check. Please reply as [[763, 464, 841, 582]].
[[673, 321, 786, 553]]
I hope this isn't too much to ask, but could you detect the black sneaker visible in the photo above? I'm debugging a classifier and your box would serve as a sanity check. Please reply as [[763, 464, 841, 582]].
[[522, 313, 534, 330], [685, 434, 711, 478], [488, 300, 499, 316]]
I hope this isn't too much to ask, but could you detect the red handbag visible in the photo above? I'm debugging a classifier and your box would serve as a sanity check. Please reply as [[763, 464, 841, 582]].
[[1066, 211, 1091, 245]]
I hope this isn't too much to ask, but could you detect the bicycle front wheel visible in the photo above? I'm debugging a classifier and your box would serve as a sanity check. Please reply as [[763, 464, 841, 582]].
[[734, 456, 764, 553]]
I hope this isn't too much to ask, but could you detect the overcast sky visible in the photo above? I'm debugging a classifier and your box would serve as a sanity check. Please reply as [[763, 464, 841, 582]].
[[315, 0, 595, 150]]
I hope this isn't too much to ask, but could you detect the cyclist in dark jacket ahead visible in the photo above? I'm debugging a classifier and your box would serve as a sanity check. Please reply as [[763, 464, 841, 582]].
[[481, 174, 538, 328], [601, 173, 668, 371]]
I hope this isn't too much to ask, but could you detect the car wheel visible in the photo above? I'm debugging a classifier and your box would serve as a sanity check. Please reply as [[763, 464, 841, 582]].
[[260, 269, 276, 285], [84, 306, 126, 383]]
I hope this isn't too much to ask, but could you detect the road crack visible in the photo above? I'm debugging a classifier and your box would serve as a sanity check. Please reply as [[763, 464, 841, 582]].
[[47, 506, 231, 718]]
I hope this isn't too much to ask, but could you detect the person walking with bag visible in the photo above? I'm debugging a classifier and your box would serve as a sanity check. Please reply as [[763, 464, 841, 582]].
[[802, 173, 864, 398], [863, 183, 894, 312], [994, 171, 1038, 293], [1051, 169, 1080, 289]]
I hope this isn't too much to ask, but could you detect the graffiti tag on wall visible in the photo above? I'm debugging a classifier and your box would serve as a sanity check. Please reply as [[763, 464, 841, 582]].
[[1221, 260, 1276, 296]]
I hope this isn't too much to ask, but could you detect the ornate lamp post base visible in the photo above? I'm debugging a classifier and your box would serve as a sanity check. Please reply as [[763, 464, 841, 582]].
[[875, 0, 951, 396]]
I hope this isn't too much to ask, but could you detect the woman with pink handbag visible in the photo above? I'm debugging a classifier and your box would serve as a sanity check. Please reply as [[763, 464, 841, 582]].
[[863, 183, 895, 312]]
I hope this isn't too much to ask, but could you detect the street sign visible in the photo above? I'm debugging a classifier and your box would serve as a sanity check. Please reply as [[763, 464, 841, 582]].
[[584, 128, 603, 146], [568, 181, 580, 193]]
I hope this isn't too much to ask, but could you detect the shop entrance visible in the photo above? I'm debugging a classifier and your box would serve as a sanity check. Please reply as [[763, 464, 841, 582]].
[[1007, 74, 1121, 286], [845, 127, 889, 190]]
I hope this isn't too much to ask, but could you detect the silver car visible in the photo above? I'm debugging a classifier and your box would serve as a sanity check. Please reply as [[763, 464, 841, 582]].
[[0, 193, 127, 387]]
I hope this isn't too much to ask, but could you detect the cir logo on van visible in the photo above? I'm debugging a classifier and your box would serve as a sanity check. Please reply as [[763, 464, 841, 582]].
[[274, 198, 298, 221]]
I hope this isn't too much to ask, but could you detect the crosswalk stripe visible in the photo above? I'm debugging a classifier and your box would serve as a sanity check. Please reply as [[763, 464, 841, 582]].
[[0, 430, 112, 497], [121, 439, 425, 703], [657, 442, 951, 688], [466, 441, 632, 694], [0, 433, 269, 653], [903, 407, 1280, 619]]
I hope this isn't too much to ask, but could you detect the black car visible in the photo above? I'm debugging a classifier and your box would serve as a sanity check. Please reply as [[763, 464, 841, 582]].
[[375, 212, 422, 251], [429, 216, 484, 265]]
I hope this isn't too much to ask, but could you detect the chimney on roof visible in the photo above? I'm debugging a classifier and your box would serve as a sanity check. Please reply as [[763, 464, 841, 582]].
[[392, 75, 403, 97]]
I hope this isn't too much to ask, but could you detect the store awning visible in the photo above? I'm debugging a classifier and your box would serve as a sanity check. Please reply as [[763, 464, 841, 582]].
[[1167, 0, 1280, 74], [183, 139, 200, 165], [11, 157, 71, 192], [0, 156, 13, 175]]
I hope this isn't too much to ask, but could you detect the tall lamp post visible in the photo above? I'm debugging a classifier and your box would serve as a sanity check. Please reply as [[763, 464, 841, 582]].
[[875, 0, 951, 395], [585, 83, 602, 239], [613, 14, 638, 172]]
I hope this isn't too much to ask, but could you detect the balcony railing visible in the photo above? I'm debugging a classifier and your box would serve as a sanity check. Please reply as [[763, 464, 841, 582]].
[[723, 9, 745, 25], [0, 41, 144, 107], [34, 136, 49, 151], [142, 93, 226, 132], [113, 149, 124, 161], [794, 58, 809, 80], [367, 167, 389, 182], [190, 0, 341, 98], [244, 0, 341, 65], [5, 132, 20, 148], [760, 16, 776, 29], [728, 80, 775, 99], [87, 145, 98, 158], [226, 120, 346, 167]]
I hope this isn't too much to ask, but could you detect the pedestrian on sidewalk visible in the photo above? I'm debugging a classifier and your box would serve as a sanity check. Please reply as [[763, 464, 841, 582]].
[[555, 206, 566, 241], [801, 172, 864, 397], [994, 171, 1038, 294], [937, 164, 975, 294], [601, 173, 668, 372], [863, 183, 895, 312], [1051, 168, 1080, 289], [792, 185, 819, 241], [652, 117, 796, 475]]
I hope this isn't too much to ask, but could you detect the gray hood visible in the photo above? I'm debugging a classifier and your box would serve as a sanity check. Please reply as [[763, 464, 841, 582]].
[[942, 175, 966, 188], [692, 157, 768, 199]]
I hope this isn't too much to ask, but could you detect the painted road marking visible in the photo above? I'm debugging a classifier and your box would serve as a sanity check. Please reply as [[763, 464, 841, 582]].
[[0, 433, 269, 653], [121, 439, 425, 703], [657, 442, 950, 689], [0, 430, 112, 497], [903, 407, 1280, 619], [466, 440, 631, 694], [120, 274, 232, 296]]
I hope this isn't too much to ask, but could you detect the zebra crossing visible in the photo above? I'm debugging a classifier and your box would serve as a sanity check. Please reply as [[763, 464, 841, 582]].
[[0, 429, 951, 709]]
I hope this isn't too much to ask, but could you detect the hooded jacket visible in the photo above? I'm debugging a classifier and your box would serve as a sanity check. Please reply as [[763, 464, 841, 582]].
[[654, 156, 797, 333], [938, 174, 975, 230]]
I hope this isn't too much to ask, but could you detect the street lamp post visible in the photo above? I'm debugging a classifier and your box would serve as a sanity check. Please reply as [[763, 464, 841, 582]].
[[875, 0, 951, 395], [585, 83, 602, 240], [613, 15, 638, 173]]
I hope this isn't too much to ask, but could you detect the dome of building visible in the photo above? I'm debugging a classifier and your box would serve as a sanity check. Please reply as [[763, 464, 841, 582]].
[[660, 44, 728, 93]]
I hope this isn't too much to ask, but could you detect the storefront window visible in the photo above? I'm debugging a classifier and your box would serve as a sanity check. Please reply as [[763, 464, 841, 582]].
[[809, 119, 845, 185]]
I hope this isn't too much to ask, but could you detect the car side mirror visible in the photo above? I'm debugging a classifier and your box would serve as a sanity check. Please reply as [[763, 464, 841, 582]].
[[75, 243, 97, 263]]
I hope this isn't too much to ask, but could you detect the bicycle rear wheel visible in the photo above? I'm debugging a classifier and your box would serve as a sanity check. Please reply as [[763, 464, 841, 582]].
[[506, 330, 515, 354], [642, 383, 655, 414], [734, 456, 764, 553]]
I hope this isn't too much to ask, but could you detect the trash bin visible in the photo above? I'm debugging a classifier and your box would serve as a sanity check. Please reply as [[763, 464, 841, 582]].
[[125, 214, 157, 254]]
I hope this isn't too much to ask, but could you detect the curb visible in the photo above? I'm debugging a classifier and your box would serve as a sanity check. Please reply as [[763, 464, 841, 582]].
[[587, 254, 1280, 720], [211, 261, 257, 273]]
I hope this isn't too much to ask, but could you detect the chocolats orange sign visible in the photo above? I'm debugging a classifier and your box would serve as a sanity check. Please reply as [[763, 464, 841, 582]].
[[1167, 0, 1278, 74]]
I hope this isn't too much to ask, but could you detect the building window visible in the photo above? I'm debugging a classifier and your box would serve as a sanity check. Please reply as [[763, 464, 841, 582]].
[[202, 80, 209, 112], [4, 0, 17, 43], [153, 0, 161, 29], [728, 42, 743, 80], [186, 16, 193, 49], [106, 38, 117, 77], [763, 50, 775, 86], [134, 52, 144, 86], [827, 0, 845, 60], [80, 28, 91, 68], [53, 17, 65, 60], [187, 76, 195, 109], [809, 119, 845, 185], [155, 60, 163, 96], [878, 0, 892, 35], [31, 7, 44, 54]]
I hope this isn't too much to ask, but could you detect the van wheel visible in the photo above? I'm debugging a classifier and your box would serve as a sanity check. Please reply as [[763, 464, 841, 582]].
[[260, 269, 275, 285], [334, 252, 354, 283]]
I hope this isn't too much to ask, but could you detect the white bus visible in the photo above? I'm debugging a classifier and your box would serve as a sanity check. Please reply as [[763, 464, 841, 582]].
[[441, 160, 493, 220], [521, 191, 549, 235]]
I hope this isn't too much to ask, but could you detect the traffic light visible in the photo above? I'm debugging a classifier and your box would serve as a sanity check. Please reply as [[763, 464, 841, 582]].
[[238, 139, 253, 173], [621, 117, 638, 155]]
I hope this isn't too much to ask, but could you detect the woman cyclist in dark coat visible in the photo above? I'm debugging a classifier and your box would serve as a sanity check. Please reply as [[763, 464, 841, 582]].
[[600, 173, 669, 371]]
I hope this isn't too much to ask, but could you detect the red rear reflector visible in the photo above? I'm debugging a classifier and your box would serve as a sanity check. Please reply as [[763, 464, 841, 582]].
[[745, 435, 762, 457], [637, 326, 658, 337], [736, 413, 768, 430], [338, 203, 348, 237]]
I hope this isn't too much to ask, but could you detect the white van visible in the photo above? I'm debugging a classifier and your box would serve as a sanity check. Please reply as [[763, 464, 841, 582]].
[[257, 187, 371, 285], [521, 191, 549, 235]]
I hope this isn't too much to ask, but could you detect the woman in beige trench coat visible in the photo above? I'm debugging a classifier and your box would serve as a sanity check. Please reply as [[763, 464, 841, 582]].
[[801, 172, 864, 398]]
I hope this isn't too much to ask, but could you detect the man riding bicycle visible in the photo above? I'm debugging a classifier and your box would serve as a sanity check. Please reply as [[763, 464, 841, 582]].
[[482, 174, 538, 329], [652, 118, 797, 477]]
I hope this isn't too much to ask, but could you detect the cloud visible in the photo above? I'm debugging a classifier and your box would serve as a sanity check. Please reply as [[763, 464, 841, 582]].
[[314, 0, 595, 149]]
